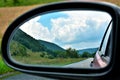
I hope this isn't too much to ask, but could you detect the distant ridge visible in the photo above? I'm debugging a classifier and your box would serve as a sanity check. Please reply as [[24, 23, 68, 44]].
[[78, 48, 98, 54], [39, 40, 64, 51]]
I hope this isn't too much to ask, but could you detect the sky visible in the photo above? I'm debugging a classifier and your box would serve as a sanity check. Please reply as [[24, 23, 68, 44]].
[[20, 11, 111, 50]]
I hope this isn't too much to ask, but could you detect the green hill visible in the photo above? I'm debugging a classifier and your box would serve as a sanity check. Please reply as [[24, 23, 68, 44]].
[[39, 40, 64, 52], [12, 29, 64, 52], [78, 48, 98, 54], [12, 29, 46, 52]]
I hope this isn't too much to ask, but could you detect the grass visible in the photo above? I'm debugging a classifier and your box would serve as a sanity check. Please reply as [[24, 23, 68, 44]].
[[0, 0, 62, 7], [0, 0, 119, 7], [14, 57, 86, 66], [0, 56, 14, 75], [12, 52, 86, 66], [0, 38, 15, 75]]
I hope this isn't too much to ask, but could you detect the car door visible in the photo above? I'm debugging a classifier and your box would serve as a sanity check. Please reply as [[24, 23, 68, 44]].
[[91, 20, 112, 68]]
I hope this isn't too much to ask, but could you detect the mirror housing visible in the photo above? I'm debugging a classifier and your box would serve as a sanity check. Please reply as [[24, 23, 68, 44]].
[[1, 1, 120, 80]]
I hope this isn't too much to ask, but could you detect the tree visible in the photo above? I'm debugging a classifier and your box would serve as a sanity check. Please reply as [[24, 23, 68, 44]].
[[81, 52, 92, 58], [13, 0, 19, 4], [40, 52, 54, 59], [66, 48, 79, 58], [3, 0, 7, 2], [92, 52, 96, 57], [54, 51, 67, 58]]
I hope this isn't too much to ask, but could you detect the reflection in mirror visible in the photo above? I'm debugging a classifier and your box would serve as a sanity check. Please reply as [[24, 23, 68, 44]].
[[9, 10, 112, 69]]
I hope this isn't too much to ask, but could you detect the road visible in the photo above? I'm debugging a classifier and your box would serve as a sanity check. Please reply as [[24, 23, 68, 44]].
[[3, 58, 93, 80], [3, 73, 56, 80], [64, 58, 93, 68]]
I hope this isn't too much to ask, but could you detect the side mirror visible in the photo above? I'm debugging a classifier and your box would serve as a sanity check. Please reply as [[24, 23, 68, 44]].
[[1, 1, 120, 80]]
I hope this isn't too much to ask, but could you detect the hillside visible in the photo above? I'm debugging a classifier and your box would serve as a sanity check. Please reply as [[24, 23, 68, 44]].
[[12, 29, 64, 52], [39, 40, 64, 51], [78, 48, 98, 54], [13, 29, 46, 52]]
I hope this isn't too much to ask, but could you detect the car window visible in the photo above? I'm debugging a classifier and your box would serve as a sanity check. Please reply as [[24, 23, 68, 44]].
[[99, 21, 112, 56]]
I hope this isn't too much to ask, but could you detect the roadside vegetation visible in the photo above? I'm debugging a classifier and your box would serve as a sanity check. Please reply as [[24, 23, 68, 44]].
[[0, 0, 120, 7], [0, 39, 14, 75], [10, 40, 94, 66], [12, 49, 91, 66], [0, 56, 14, 75], [9, 30, 95, 66], [0, 0, 62, 7]]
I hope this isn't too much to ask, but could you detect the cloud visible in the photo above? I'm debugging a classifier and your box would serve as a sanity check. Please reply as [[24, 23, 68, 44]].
[[19, 11, 111, 50], [20, 16, 54, 42], [63, 41, 101, 50], [51, 11, 111, 44]]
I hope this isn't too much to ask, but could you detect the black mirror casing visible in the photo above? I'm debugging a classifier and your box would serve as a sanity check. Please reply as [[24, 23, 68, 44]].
[[1, 1, 120, 80]]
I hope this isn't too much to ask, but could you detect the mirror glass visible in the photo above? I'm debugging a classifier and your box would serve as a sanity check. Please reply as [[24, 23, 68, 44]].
[[9, 10, 112, 68]]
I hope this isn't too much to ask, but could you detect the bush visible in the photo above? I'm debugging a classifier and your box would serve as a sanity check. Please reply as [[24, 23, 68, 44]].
[[66, 48, 79, 58], [10, 40, 28, 56], [81, 52, 92, 58], [40, 52, 54, 59]]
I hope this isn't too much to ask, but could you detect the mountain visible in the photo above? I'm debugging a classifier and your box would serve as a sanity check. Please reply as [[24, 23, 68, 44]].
[[12, 29, 46, 52], [38, 40, 64, 52], [12, 29, 64, 52], [78, 48, 98, 54]]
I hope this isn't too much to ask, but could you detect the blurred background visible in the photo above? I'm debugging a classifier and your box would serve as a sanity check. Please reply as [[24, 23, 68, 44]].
[[0, 0, 119, 80]]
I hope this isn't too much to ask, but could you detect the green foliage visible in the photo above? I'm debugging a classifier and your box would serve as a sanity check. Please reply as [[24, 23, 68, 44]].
[[52, 48, 80, 58], [40, 52, 54, 59], [10, 40, 28, 56], [0, 0, 62, 7], [81, 52, 93, 58], [13, 29, 46, 52], [66, 48, 79, 58], [0, 39, 14, 75], [0, 56, 14, 75], [12, 29, 64, 58], [13, 54, 86, 66], [54, 51, 66, 58], [13, 0, 19, 5], [39, 48, 80, 59], [92, 52, 96, 57], [39, 40, 64, 52]]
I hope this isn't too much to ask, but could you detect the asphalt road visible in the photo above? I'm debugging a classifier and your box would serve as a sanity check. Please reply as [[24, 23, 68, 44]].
[[64, 58, 93, 68], [4, 73, 56, 80], [3, 58, 93, 80]]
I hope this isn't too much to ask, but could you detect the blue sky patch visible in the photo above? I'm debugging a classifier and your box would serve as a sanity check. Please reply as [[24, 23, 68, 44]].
[[38, 12, 68, 30]]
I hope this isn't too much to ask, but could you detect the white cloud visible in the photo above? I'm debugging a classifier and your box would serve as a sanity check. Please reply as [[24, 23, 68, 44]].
[[20, 16, 54, 42], [19, 11, 111, 50], [51, 14, 88, 43], [63, 41, 100, 50], [51, 11, 111, 44]]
